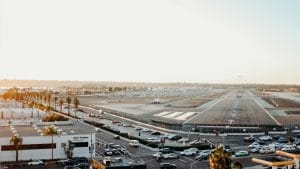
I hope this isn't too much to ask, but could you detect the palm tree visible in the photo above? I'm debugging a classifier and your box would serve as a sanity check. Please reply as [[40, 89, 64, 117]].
[[44, 125, 57, 160], [46, 93, 52, 110], [209, 146, 232, 169], [73, 97, 80, 118], [59, 98, 64, 112], [54, 96, 58, 110], [233, 161, 243, 169], [66, 96, 72, 115], [10, 134, 23, 164]]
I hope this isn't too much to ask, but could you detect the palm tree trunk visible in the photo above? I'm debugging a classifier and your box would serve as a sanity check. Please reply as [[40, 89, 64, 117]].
[[51, 135, 54, 160], [68, 104, 70, 115], [16, 148, 19, 164]]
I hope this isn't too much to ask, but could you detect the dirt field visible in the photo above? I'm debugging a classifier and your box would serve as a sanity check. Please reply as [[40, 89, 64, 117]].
[[262, 97, 300, 108]]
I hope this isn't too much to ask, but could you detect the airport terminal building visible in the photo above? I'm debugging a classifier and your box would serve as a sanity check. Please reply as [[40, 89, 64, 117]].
[[0, 121, 96, 162]]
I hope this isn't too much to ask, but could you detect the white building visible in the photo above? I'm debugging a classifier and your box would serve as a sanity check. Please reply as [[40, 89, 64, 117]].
[[0, 122, 96, 162]]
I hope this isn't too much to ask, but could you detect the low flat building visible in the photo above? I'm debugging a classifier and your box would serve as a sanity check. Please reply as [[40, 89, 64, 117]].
[[0, 121, 95, 162]]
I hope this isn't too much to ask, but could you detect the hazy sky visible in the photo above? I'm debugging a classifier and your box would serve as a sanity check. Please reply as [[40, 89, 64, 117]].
[[0, 0, 299, 84]]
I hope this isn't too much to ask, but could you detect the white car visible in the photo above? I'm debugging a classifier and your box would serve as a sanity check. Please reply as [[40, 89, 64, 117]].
[[248, 142, 261, 148], [28, 160, 46, 166], [95, 127, 101, 132], [259, 135, 272, 141], [259, 146, 275, 154], [268, 142, 283, 150], [129, 140, 139, 147], [281, 144, 296, 151], [152, 152, 162, 158], [180, 148, 198, 156], [162, 153, 179, 159], [146, 137, 160, 143]]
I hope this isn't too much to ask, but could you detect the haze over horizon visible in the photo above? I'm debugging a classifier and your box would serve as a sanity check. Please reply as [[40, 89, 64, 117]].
[[0, 0, 299, 84]]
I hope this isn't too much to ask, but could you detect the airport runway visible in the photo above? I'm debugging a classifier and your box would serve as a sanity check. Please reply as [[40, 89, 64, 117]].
[[185, 90, 280, 126]]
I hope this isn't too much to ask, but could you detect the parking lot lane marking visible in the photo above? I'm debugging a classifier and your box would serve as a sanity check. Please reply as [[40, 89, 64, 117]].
[[179, 159, 188, 163]]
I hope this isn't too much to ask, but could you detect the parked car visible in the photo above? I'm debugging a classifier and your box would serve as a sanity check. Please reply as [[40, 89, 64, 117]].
[[244, 136, 256, 142], [28, 160, 46, 166], [120, 148, 130, 155], [273, 135, 280, 140], [278, 137, 288, 143], [180, 148, 198, 156], [56, 159, 70, 165], [281, 144, 296, 151], [235, 151, 249, 157], [114, 135, 120, 139], [151, 131, 162, 135], [189, 140, 202, 145], [129, 140, 139, 147], [224, 145, 234, 154], [64, 166, 80, 169], [146, 137, 161, 143], [168, 135, 182, 141], [249, 142, 261, 148], [94, 127, 101, 132], [74, 163, 90, 169], [62, 160, 77, 166], [195, 153, 209, 161], [104, 149, 113, 156], [73, 157, 88, 164], [259, 135, 272, 141], [250, 147, 261, 153], [162, 153, 179, 159], [160, 163, 177, 169], [268, 142, 283, 150], [259, 146, 275, 154]]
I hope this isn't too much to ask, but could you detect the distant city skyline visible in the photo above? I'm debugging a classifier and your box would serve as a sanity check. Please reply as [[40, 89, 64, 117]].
[[0, 0, 299, 84]]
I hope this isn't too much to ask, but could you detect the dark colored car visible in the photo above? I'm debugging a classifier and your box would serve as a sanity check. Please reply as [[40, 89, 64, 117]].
[[169, 135, 182, 141], [151, 131, 162, 135], [74, 163, 90, 169], [62, 160, 77, 166], [160, 163, 177, 169], [273, 135, 280, 140], [73, 157, 88, 164], [244, 136, 255, 142], [278, 137, 288, 143]]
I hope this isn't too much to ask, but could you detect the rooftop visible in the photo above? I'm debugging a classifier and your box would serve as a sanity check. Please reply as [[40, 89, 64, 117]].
[[0, 120, 94, 137], [0, 100, 94, 138]]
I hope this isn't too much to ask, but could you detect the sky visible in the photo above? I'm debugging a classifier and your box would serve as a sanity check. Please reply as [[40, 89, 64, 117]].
[[0, 0, 299, 84]]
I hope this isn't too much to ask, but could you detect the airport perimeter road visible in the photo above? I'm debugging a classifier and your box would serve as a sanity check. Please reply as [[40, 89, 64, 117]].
[[186, 90, 279, 126]]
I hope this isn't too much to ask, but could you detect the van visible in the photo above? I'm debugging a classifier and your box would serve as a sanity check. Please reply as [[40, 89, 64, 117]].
[[129, 140, 139, 147]]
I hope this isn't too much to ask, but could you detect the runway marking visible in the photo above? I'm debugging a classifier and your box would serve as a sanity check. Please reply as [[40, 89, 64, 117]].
[[253, 99, 281, 126], [175, 112, 196, 120], [164, 111, 185, 118], [153, 111, 197, 121], [154, 111, 171, 117]]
